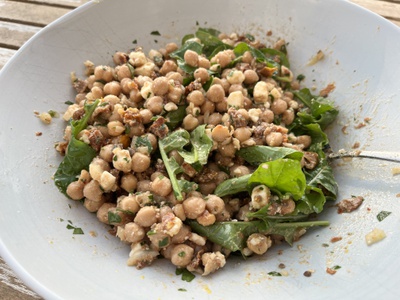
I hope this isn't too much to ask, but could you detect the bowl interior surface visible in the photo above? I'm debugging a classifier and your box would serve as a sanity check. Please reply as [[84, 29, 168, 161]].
[[1, 0, 400, 299]]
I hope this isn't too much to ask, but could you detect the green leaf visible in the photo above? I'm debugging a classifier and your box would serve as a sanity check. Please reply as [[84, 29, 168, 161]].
[[295, 186, 327, 214], [170, 41, 203, 61], [160, 129, 190, 153], [293, 88, 339, 130], [165, 105, 187, 130], [175, 268, 196, 282], [195, 28, 232, 58], [268, 271, 282, 277], [237, 145, 303, 165], [248, 159, 306, 200], [260, 48, 290, 68], [214, 174, 251, 197], [233, 42, 277, 68], [108, 211, 122, 224], [377, 211, 392, 222], [177, 179, 198, 194], [150, 30, 161, 36], [304, 158, 338, 200], [54, 100, 100, 196], [132, 135, 153, 153], [66, 224, 84, 235], [178, 125, 212, 165]]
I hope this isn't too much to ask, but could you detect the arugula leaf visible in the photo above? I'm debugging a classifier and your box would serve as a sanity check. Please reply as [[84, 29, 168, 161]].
[[170, 41, 203, 60], [178, 125, 212, 165], [54, 100, 99, 196], [293, 88, 339, 130], [248, 159, 306, 200], [237, 145, 303, 165], [165, 105, 187, 130], [214, 174, 251, 197], [295, 186, 326, 214], [233, 42, 277, 68], [260, 48, 290, 68], [195, 28, 232, 58], [304, 158, 338, 201]]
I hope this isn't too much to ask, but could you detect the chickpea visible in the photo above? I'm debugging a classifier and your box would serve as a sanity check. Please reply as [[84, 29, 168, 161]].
[[170, 244, 194, 267], [265, 132, 283, 147], [83, 180, 103, 202], [66, 180, 84, 200], [94, 65, 114, 82], [182, 114, 199, 131], [160, 60, 178, 75], [296, 135, 312, 149], [131, 152, 151, 173], [187, 90, 205, 106], [242, 51, 253, 64], [117, 194, 140, 214], [211, 125, 230, 143], [103, 81, 122, 96], [198, 56, 211, 69], [113, 51, 128, 65], [197, 209, 216, 226], [166, 71, 183, 84], [99, 144, 115, 162], [194, 67, 210, 84], [205, 195, 225, 215], [152, 77, 169, 96], [212, 50, 232, 68], [151, 175, 172, 197], [91, 86, 104, 99], [134, 206, 158, 227], [116, 64, 132, 80], [243, 69, 259, 85], [118, 222, 145, 243], [165, 42, 178, 54], [120, 173, 138, 192], [182, 196, 206, 219], [218, 142, 236, 158], [200, 100, 215, 115], [270, 99, 288, 115], [84, 197, 105, 213], [206, 84, 225, 103], [145, 96, 164, 115], [246, 233, 272, 255], [172, 203, 186, 221], [230, 165, 251, 177], [233, 127, 252, 142], [96, 203, 116, 224], [260, 109, 274, 123], [167, 85, 184, 104], [282, 109, 295, 125], [107, 120, 125, 136], [136, 180, 151, 193], [215, 171, 229, 185], [184, 50, 199, 67]]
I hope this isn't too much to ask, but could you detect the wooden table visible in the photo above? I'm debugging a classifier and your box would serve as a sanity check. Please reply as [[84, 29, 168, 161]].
[[0, 0, 399, 298]]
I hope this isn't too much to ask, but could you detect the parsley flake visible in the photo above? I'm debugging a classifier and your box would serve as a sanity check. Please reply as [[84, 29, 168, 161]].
[[377, 211, 391, 222], [151, 30, 161, 36], [268, 271, 282, 277], [176, 268, 195, 282]]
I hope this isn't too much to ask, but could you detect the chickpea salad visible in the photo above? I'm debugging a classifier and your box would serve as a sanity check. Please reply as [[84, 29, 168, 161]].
[[54, 28, 339, 278]]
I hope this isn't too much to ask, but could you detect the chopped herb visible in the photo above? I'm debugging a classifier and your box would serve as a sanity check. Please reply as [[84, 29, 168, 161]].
[[66, 224, 84, 235], [268, 271, 282, 276], [132, 39, 137, 44], [322, 243, 329, 247], [175, 268, 196, 282], [147, 230, 156, 236], [48, 110, 59, 118], [296, 74, 306, 82], [178, 288, 187, 292], [113, 155, 118, 161], [107, 211, 122, 224], [331, 265, 341, 270], [151, 30, 161, 36], [244, 33, 255, 42], [154, 40, 158, 43], [178, 251, 186, 257], [158, 237, 169, 248], [377, 211, 392, 222], [64, 100, 74, 105]]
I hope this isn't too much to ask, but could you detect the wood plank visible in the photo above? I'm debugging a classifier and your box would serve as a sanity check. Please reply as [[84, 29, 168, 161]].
[[0, 21, 40, 49], [0, 1, 72, 27], [0, 47, 16, 69], [351, 0, 400, 21], [11, 0, 89, 8]]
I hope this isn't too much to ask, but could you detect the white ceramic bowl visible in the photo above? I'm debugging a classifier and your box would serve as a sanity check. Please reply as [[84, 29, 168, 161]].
[[1, 0, 400, 299]]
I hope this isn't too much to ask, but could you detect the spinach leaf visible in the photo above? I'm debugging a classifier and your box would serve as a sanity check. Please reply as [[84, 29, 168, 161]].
[[237, 145, 303, 165], [233, 42, 277, 68], [214, 174, 251, 197], [54, 100, 99, 196], [178, 125, 212, 165], [248, 159, 306, 200], [169, 41, 203, 60]]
